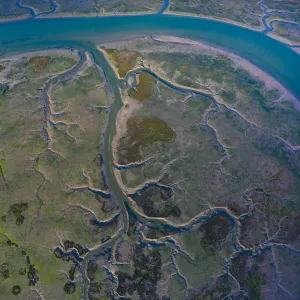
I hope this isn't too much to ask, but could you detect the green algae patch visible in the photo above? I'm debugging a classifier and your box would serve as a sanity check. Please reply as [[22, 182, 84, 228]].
[[119, 116, 176, 164], [128, 72, 155, 101], [128, 116, 176, 144], [0, 158, 6, 175], [105, 49, 139, 78], [0, 65, 5, 72], [246, 271, 267, 300], [28, 56, 51, 73]]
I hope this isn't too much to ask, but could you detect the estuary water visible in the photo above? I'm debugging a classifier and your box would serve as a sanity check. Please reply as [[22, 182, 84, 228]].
[[1, 14, 300, 99]]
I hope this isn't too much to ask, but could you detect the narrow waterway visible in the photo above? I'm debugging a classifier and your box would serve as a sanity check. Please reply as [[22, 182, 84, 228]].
[[157, 0, 170, 15], [16, 0, 57, 17]]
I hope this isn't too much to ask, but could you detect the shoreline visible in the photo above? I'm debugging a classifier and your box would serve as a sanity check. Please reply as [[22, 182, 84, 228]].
[[150, 35, 299, 109], [164, 11, 300, 48], [0, 9, 299, 48], [267, 31, 300, 47], [0, 14, 29, 23], [97, 47, 123, 80], [164, 11, 264, 32], [0, 47, 80, 62], [36, 10, 156, 20]]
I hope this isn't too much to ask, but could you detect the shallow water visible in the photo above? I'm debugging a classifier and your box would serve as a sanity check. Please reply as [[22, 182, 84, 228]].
[[1, 15, 300, 99]]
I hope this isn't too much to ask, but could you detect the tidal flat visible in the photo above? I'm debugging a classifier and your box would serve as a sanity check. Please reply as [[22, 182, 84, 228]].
[[93, 36, 300, 298], [0, 49, 120, 299], [0, 11, 300, 299]]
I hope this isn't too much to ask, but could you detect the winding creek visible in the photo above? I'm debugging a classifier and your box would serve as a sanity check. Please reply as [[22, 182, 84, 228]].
[[157, 0, 170, 15], [1, 14, 300, 298], [16, 0, 57, 17]]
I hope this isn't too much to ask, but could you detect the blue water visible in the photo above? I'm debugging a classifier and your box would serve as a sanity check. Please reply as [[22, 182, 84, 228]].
[[16, 0, 35, 17], [0, 15, 299, 100], [157, 0, 170, 15], [16, 0, 57, 17]]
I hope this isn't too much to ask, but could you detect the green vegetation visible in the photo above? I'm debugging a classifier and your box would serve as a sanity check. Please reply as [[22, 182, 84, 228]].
[[246, 271, 266, 300], [168, 275, 186, 300], [199, 215, 232, 255], [48, 64, 108, 190], [116, 245, 163, 298], [119, 116, 176, 164], [127, 116, 176, 144], [272, 22, 300, 43], [170, 0, 262, 26], [0, 31, 299, 299], [10, 203, 28, 216], [109, 40, 300, 299], [64, 282, 76, 294], [105, 49, 139, 78], [87, 256, 114, 299], [191, 274, 236, 299], [11, 285, 21, 295], [142, 49, 300, 146], [0, 2, 28, 19], [128, 72, 156, 101], [53, 0, 161, 14], [131, 185, 180, 218], [273, 246, 300, 297], [21, 0, 53, 13], [0, 52, 112, 299]]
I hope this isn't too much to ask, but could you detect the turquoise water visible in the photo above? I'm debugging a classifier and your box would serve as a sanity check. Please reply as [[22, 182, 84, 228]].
[[0, 14, 300, 99]]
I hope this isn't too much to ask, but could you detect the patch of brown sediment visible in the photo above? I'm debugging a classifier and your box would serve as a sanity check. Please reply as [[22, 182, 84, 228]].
[[29, 56, 51, 73], [112, 91, 143, 162], [150, 35, 300, 110], [112, 92, 171, 195]]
